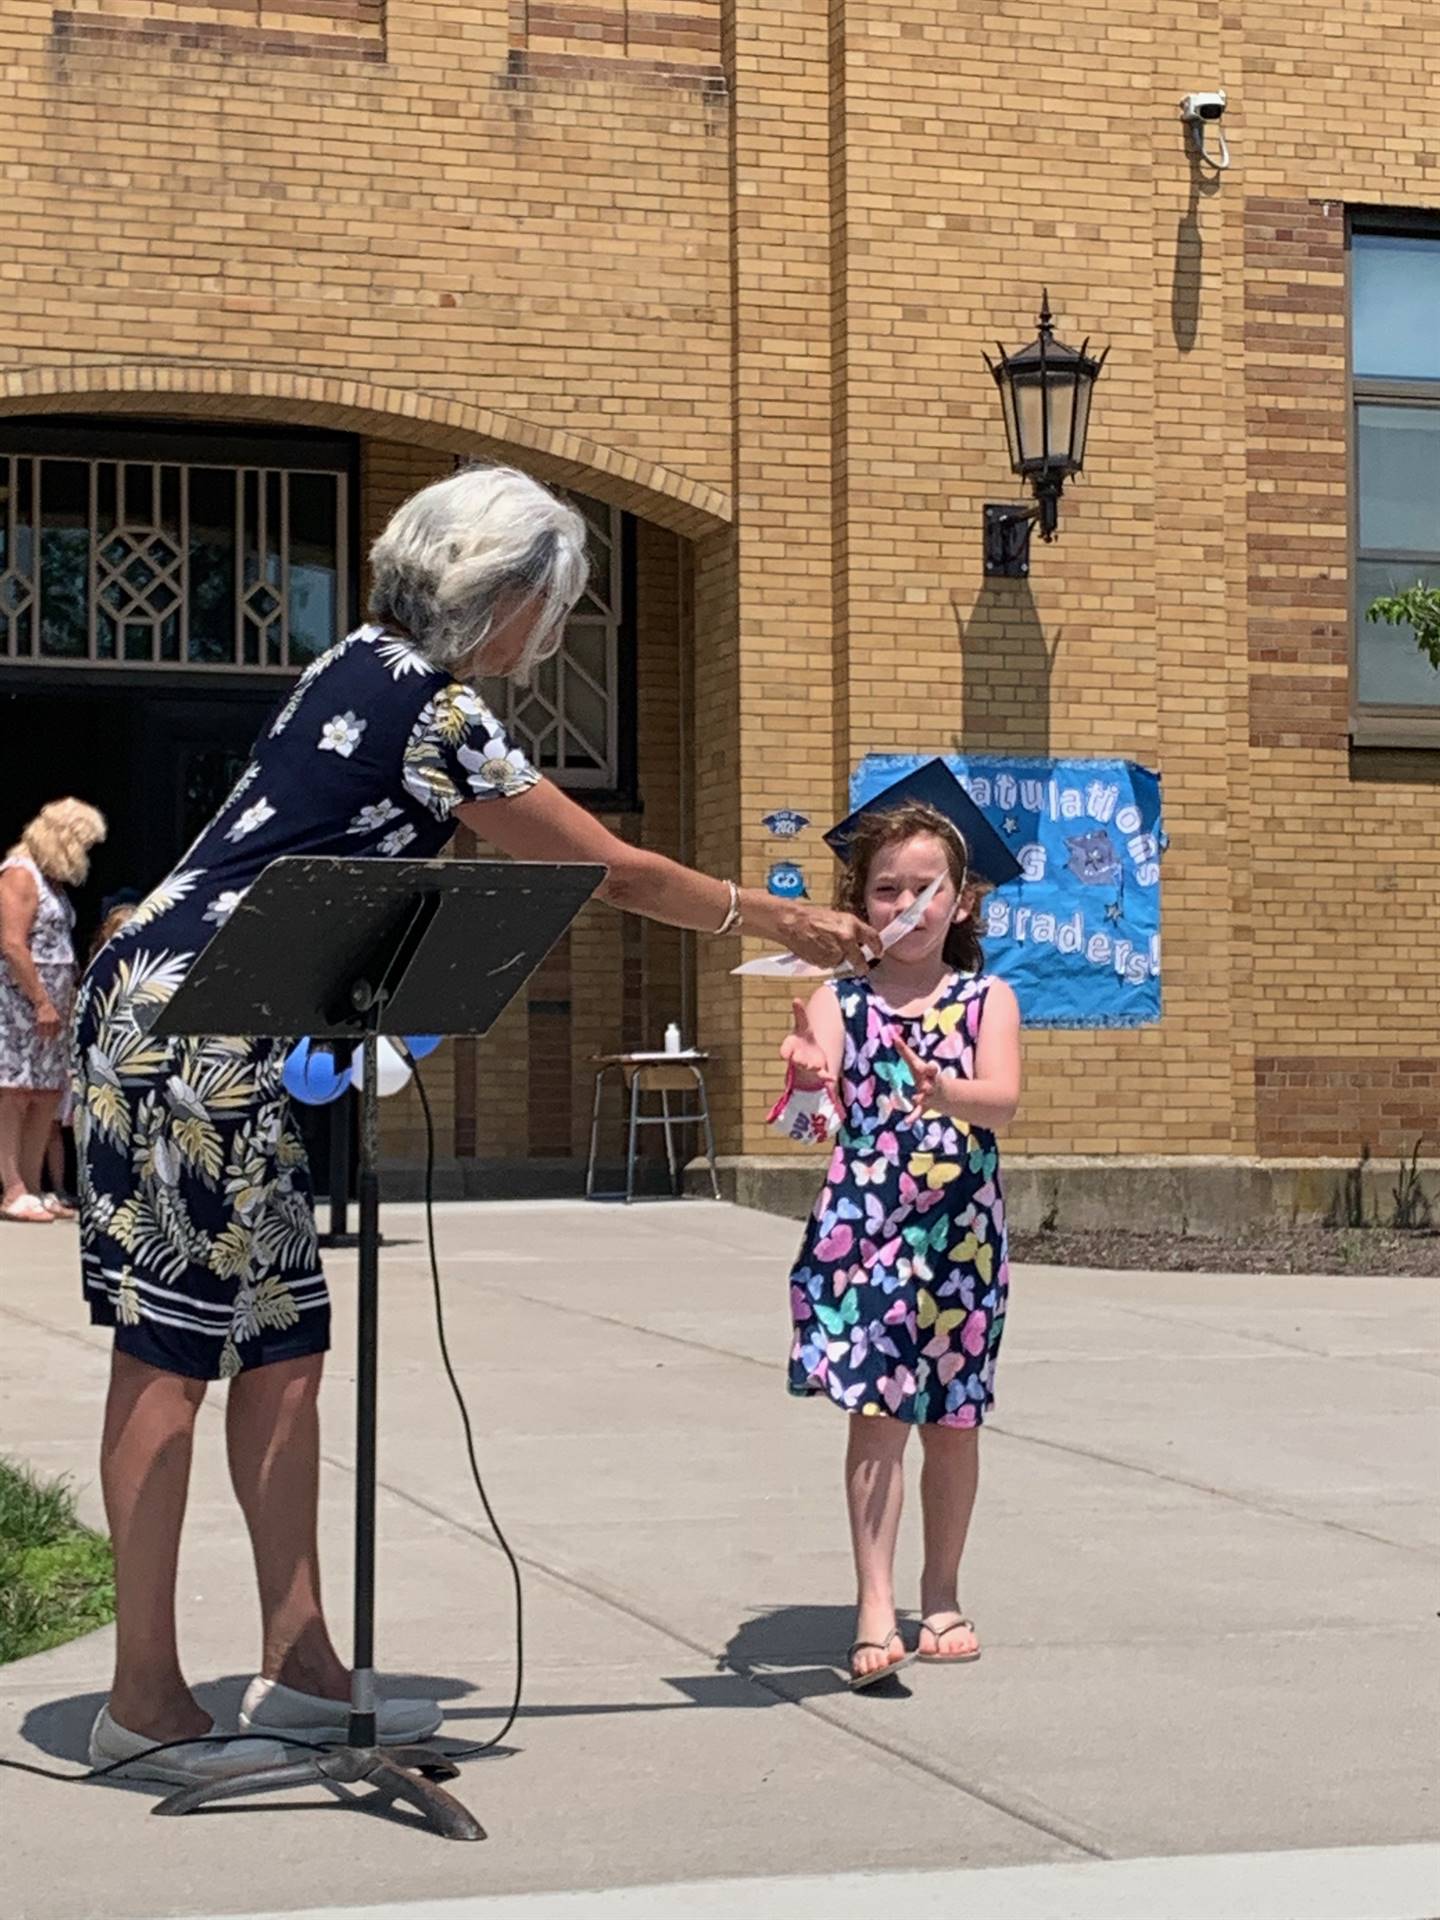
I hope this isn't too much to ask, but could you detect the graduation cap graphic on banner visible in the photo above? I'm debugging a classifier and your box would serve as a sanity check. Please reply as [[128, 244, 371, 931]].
[[824, 757, 1024, 889]]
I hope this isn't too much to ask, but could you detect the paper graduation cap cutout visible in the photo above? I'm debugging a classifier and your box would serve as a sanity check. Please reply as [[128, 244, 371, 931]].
[[824, 758, 1024, 888]]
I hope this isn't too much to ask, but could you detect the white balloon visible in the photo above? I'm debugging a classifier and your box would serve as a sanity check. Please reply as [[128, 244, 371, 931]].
[[351, 1037, 413, 1098]]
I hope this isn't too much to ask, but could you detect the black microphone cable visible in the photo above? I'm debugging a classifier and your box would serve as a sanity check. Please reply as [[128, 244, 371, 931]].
[[395, 1042, 524, 1759]]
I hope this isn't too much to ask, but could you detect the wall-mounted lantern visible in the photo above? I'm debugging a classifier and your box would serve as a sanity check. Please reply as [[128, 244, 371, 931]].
[[982, 293, 1108, 578]]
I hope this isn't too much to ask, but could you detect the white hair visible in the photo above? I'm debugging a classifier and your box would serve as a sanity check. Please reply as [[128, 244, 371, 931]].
[[368, 465, 590, 677]]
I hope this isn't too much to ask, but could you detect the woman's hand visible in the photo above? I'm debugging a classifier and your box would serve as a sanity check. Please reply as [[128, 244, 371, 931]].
[[780, 997, 835, 1091], [772, 904, 879, 974], [894, 1036, 941, 1117], [33, 996, 62, 1043]]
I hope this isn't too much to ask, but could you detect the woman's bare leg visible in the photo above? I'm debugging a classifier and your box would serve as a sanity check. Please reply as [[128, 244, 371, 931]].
[[917, 1424, 981, 1655], [19, 1090, 60, 1197], [102, 1350, 211, 1739], [844, 1414, 911, 1678], [0, 1089, 34, 1207], [44, 1118, 67, 1195], [226, 1353, 348, 1697]]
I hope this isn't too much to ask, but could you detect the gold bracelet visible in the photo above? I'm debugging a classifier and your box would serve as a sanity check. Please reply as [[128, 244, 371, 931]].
[[711, 879, 742, 936]]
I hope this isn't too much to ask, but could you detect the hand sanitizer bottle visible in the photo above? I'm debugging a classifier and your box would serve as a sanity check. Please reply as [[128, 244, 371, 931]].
[[664, 1022, 681, 1055]]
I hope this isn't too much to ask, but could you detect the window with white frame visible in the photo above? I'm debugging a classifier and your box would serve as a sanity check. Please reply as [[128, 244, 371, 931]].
[[1351, 222, 1440, 741]]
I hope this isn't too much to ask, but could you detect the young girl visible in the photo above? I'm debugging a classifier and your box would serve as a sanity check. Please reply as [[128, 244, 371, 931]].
[[777, 799, 1021, 1689]]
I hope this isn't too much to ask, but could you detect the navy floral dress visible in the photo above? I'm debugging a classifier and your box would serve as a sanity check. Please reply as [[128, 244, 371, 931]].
[[74, 624, 538, 1381], [787, 971, 1009, 1425]]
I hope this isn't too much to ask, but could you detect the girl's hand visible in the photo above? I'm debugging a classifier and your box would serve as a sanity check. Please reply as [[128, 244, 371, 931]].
[[894, 1036, 941, 1116], [33, 996, 62, 1043], [774, 904, 880, 974], [780, 997, 835, 1091]]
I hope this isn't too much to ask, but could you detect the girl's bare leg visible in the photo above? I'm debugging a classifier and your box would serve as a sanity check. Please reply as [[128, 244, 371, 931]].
[[102, 1350, 212, 1739], [226, 1353, 348, 1697], [917, 1424, 981, 1655], [844, 1414, 911, 1678]]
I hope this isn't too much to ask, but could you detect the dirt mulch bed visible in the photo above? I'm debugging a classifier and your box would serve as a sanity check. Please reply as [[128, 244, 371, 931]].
[[1010, 1224, 1440, 1276]]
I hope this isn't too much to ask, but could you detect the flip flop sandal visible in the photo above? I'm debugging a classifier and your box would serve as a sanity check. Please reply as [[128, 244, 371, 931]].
[[40, 1194, 78, 1220], [916, 1614, 981, 1664], [847, 1628, 917, 1692], [2, 1193, 54, 1224]]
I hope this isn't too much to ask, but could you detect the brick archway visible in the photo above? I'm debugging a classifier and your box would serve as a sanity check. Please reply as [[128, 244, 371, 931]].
[[0, 363, 731, 537]]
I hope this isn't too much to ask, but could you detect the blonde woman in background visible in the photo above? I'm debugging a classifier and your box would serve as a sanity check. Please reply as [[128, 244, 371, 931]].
[[0, 798, 106, 1222], [40, 892, 140, 1219]]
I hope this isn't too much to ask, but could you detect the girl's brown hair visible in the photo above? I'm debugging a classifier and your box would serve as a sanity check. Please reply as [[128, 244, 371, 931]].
[[834, 799, 986, 975], [89, 904, 135, 963]]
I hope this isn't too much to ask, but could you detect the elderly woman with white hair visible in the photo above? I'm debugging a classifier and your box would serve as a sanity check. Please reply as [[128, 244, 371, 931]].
[[0, 798, 106, 1222], [74, 464, 878, 1786]]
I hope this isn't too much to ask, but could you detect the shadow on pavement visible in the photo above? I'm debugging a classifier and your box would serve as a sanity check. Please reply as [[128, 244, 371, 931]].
[[722, 1605, 913, 1701]]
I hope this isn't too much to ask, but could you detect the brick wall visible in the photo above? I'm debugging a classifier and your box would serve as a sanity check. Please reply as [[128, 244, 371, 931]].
[[4, 0, 1439, 1170]]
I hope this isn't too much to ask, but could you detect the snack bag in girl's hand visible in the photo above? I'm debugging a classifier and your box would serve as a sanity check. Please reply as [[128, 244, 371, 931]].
[[766, 1068, 842, 1144]]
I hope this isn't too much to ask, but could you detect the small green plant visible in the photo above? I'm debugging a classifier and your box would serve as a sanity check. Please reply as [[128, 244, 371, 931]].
[[1366, 584, 1440, 671], [0, 1460, 115, 1665], [1390, 1137, 1433, 1232], [1325, 1143, 1372, 1230]]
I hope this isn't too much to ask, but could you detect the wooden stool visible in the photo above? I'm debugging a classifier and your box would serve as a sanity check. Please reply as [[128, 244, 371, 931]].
[[585, 1052, 721, 1203]]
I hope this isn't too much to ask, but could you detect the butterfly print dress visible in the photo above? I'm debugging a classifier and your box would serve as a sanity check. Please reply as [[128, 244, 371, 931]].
[[787, 971, 1009, 1425]]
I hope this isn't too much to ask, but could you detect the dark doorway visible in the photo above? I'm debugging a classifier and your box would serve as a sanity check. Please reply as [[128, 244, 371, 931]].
[[0, 672, 346, 1194], [1, 673, 278, 944]]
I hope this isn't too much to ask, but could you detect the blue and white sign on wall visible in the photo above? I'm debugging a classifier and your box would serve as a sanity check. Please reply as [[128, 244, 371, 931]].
[[849, 754, 1165, 1029], [761, 810, 811, 839]]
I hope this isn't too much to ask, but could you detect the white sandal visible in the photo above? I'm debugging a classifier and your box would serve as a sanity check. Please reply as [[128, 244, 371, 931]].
[[2, 1193, 54, 1224], [40, 1193, 78, 1220]]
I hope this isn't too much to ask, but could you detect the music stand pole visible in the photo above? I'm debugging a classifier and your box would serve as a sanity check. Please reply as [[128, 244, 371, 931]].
[[351, 1016, 381, 1746]]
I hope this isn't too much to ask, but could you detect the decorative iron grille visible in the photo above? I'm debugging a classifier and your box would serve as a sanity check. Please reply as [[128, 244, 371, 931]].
[[478, 490, 623, 789], [0, 452, 347, 672]]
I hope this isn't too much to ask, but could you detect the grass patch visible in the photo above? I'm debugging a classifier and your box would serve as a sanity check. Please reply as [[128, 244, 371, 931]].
[[0, 1458, 115, 1665]]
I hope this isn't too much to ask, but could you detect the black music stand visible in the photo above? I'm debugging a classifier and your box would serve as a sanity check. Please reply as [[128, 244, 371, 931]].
[[148, 855, 603, 1841]]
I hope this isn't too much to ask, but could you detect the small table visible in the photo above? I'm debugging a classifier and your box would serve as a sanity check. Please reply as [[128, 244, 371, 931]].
[[585, 1051, 721, 1203]]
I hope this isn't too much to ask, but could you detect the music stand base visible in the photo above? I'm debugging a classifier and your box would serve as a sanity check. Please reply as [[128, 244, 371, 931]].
[[151, 1744, 485, 1841]]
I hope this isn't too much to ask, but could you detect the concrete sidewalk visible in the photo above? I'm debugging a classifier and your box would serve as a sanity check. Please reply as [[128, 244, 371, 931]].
[[0, 1200, 1436, 1920]]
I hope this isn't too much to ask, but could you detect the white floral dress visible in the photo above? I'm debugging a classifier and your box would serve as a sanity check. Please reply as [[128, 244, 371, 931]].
[[0, 855, 77, 1091], [73, 625, 538, 1380]]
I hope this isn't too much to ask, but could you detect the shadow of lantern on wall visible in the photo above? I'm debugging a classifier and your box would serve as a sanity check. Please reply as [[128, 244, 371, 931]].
[[982, 293, 1108, 578]]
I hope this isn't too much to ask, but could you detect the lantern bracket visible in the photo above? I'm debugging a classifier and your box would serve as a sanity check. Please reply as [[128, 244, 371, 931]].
[[983, 482, 1061, 577], [983, 504, 1036, 578]]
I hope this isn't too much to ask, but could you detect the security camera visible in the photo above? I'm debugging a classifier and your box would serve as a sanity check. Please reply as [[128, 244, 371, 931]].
[[1180, 91, 1230, 169], [1180, 90, 1227, 122]]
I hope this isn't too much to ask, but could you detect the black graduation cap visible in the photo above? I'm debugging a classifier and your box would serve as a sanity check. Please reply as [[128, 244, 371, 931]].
[[824, 758, 1024, 888]]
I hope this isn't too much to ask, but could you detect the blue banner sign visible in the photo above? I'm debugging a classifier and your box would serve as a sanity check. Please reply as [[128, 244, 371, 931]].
[[849, 754, 1165, 1029]]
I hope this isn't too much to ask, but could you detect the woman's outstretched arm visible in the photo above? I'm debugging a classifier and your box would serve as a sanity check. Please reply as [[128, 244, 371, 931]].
[[459, 778, 879, 974]]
